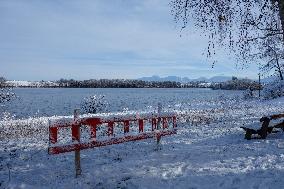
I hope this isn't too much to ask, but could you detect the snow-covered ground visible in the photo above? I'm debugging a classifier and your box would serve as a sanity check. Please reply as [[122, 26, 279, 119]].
[[1, 97, 284, 189]]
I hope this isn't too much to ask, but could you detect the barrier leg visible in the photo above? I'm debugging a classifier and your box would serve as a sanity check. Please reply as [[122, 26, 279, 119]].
[[75, 150, 81, 177], [155, 103, 162, 150], [155, 132, 162, 151], [152, 118, 157, 131], [162, 117, 168, 129], [74, 109, 82, 177], [108, 122, 114, 136], [173, 116, 177, 128], [138, 119, 144, 132], [49, 127, 58, 144], [124, 121, 130, 133]]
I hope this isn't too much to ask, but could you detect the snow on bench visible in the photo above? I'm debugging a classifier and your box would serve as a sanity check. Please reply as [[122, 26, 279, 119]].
[[241, 113, 284, 140]]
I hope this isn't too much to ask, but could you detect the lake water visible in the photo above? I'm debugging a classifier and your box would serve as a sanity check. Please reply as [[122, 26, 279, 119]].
[[0, 88, 243, 119]]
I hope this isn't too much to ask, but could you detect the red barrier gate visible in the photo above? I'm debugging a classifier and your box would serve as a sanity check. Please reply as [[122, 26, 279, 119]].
[[48, 113, 177, 154], [48, 111, 177, 176]]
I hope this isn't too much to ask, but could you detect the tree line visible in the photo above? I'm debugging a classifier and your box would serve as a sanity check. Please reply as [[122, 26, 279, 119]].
[[35, 79, 184, 88], [3, 77, 261, 89]]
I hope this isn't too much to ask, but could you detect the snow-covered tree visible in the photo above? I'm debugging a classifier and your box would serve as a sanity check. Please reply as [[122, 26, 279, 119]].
[[171, 0, 284, 67], [0, 76, 5, 87], [80, 95, 108, 114], [258, 35, 284, 80], [243, 88, 255, 99], [0, 77, 16, 104], [171, 0, 284, 98], [262, 79, 284, 99]]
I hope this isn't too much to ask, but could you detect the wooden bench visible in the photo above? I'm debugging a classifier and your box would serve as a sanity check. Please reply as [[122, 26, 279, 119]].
[[240, 113, 284, 140]]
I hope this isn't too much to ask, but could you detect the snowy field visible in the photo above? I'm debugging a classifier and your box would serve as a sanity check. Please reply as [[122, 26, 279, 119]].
[[0, 90, 284, 188]]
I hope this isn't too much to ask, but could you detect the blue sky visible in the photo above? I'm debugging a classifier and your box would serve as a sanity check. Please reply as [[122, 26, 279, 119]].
[[0, 0, 259, 81]]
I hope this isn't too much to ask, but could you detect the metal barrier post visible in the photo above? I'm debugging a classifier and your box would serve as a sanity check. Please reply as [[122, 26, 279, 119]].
[[73, 109, 81, 177], [156, 103, 162, 150]]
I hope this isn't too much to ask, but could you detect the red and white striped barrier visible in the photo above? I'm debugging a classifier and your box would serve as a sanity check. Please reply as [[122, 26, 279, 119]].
[[48, 110, 177, 177], [48, 112, 177, 154]]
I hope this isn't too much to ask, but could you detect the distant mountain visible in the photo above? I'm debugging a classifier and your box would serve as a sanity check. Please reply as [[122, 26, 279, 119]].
[[208, 76, 232, 82], [138, 75, 232, 83], [191, 77, 207, 82], [138, 75, 190, 83]]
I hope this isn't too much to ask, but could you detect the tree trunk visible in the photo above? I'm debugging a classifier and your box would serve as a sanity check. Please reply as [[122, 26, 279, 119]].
[[279, 1, 284, 41], [275, 52, 284, 80], [274, 0, 284, 41], [278, 68, 284, 80]]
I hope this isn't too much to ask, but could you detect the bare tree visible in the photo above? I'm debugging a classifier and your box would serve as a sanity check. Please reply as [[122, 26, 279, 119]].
[[171, 0, 284, 78], [258, 35, 284, 80]]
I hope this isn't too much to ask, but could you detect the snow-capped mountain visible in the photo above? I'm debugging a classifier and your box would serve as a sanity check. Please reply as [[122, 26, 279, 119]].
[[138, 75, 232, 83]]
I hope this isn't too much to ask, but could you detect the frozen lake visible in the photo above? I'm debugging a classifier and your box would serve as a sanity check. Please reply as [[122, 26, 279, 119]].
[[0, 88, 242, 119]]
